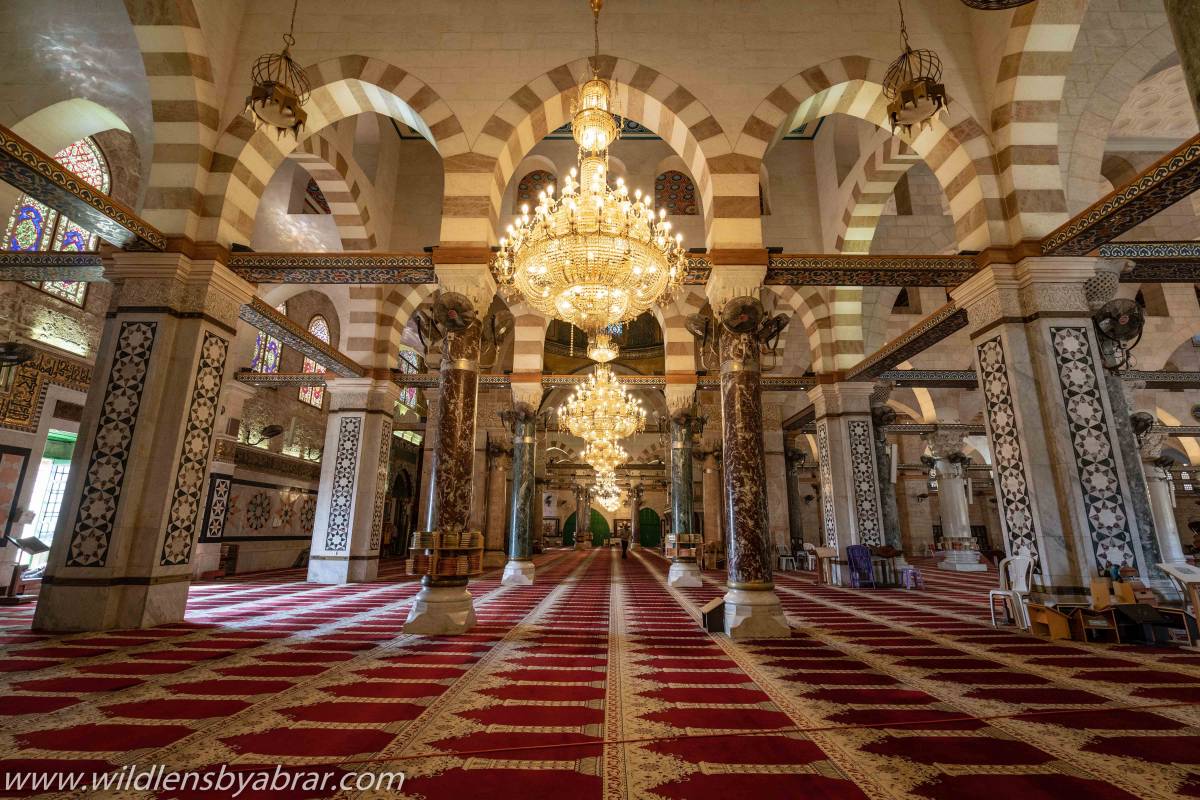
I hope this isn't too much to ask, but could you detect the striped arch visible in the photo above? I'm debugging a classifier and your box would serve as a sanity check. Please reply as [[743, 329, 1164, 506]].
[[992, 1, 1087, 239], [860, 286, 904, 355], [654, 288, 705, 378], [835, 135, 923, 253], [123, 0, 219, 239], [289, 134, 377, 250], [459, 56, 733, 248], [203, 55, 467, 247], [766, 286, 859, 374], [343, 285, 437, 369], [735, 56, 1007, 252]]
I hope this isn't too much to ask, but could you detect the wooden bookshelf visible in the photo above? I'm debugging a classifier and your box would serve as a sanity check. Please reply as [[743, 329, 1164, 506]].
[[407, 530, 484, 578]]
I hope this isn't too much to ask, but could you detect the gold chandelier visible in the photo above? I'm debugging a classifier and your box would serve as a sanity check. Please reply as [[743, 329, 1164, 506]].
[[582, 438, 629, 473], [558, 364, 646, 444], [493, 0, 686, 364], [593, 471, 624, 512]]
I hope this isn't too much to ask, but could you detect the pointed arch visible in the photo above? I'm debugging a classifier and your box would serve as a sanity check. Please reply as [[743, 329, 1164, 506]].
[[289, 133, 377, 250], [835, 135, 923, 253], [459, 56, 732, 248]]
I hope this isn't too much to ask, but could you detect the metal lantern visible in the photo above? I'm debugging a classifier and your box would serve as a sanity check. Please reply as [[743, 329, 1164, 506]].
[[882, 2, 948, 135], [245, 1, 310, 138]]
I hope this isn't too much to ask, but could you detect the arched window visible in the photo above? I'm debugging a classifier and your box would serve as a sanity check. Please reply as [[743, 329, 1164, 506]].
[[4, 137, 110, 307], [250, 303, 287, 374], [516, 170, 555, 204], [298, 315, 330, 408], [654, 170, 697, 216], [303, 177, 331, 214]]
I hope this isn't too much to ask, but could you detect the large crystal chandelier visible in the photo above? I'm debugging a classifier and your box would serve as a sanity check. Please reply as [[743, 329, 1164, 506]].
[[493, 0, 686, 364], [558, 364, 646, 444], [593, 471, 624, 512], [582, 439, 629, 473], [882, 0, 948, 135]]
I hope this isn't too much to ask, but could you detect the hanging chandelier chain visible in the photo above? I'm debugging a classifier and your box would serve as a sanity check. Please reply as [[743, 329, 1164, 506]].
[[284, 0, 300, 48], [590, 0, 603, 70], [897, 0, 910, 51]]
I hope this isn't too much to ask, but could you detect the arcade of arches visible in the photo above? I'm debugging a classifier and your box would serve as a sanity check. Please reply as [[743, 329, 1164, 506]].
[[2, 1, 1200, 798]]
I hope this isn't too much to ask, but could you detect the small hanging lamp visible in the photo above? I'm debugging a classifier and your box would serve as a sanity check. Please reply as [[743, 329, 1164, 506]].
[[882, 0, 948, 135], [245, 0, 311, 138]]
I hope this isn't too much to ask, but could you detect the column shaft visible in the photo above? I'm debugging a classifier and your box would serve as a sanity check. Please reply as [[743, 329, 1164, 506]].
[[502, 408, 536, 585]]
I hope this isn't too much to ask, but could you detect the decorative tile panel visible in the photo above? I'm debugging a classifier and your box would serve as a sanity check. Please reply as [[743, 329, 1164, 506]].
[[199, 475, 232, 542], [160, 332, 229, 565], [325, 416, 361, 551], [847, 419, 882, 547], [977, 337, 1041, 570], [816, 420, 837, 548], [1050, 326, 1136, 571], [66, 321, 157, 567], [369, 420, 392, 552]]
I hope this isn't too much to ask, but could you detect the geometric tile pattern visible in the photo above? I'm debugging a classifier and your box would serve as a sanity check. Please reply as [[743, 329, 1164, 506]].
[[324, 416, 361, 552], [199, 476, 232, 542], [160, 332, 229, 566], [369, 420, 392, 553], [816, 420, 838, 548], [66, 321, 157, 567], [977, 336, 1041, 571], [1050, 327, 1136, 572], [847, 419, 882, 547]]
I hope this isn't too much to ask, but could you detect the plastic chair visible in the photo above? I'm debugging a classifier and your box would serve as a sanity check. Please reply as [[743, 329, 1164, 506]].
[[989, 552, 1034, 629], [846, 544, 876, 588], [899, 565, 924, 590]]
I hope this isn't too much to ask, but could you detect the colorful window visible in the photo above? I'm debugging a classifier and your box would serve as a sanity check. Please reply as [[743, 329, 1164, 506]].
[[516, 170, 555, 203], [251, 303, 287, 373], [298, 315, 330, 408], [396, 347, 421, 411], [4, 137, 110, 307], [654, 170, 698, 216]]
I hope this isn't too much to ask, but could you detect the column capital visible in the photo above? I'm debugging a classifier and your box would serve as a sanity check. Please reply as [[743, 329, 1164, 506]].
[[107, 252, 256, 330], [325, 376, 401, 413], [435, 263, 497, 316], [705, 264, 765, 313], [806, 381, 875, 418], [665, 384, 696, 417], [510, 380, 542, 410], [924, 424, 971, 459]]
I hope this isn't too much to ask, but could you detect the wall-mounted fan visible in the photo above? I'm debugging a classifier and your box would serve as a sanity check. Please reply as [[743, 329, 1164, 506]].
[[1094, 298, 1144, 370], [720, 297, 764, 334], [434, 292, 477, 331]]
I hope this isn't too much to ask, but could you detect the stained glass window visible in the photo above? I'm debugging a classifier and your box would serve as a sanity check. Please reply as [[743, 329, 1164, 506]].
[[251, 303, 286, 373], [3, 137, 111, 308], [299, 315, 330, 408], [397, 347, 420, 410]]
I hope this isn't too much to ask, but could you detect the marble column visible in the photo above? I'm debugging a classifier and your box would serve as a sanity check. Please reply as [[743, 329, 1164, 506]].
[[501, 405, 536, 585], [667, 410, 702, 587], [952, 258, 1159, 603], [191, 379, 255, 579], [629, 484, 643, 550], [701, 449, 722, 563], [1138, 428, 1187, 566], [762, 403, 791, 556], [717, 312, 788, 638], [926, 425, 986, 572], [808, 382, 886, 584], [404, 289, 487, 634], [784, 448, 806, 552], [870, 405, 905, 554], [574, 485, 591, 549], [307, 378, 399, 584], [482, 443, 510, 569], [34, 252, 254, 631], [1165, 0, 1200, 124]]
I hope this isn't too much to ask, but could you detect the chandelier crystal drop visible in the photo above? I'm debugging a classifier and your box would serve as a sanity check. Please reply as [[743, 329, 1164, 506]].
[[245, 0, 311, 138], [582, 439, 629, 473], [882, 0, 948, 136], [557, 364, 646, 445], [593, 471, 624, 512], [493, 0, 686, 364]]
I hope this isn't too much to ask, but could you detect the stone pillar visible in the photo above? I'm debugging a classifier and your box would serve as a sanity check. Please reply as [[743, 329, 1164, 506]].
[[807, 382, 887, 584], [926, 425, 986, 572], [482, 443, 510, 568], [1165, 0, 1200, 125], [307, 378, 398, 584], [501, 404, 536, 585], [34, 253, 254, 631], [714, 300, 787, 638], [192, 379, 256, 578], [574, 485, 591, 549], [952, 258, 1159, 602], [629, 484, 643, 550], [701, 449, 722, 561], [784, 448, 806, 552], [667, 407, 702, 587], [870, 404, 905, 555], [405, 266, 493, 634], [762, 403, 790, 555], [1138, 428, 1187, 565]]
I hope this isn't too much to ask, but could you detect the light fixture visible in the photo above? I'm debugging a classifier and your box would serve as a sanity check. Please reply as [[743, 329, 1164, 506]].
[[557, 363, 646, 445], [245, 0, 311, 138], [882, 0, 948, 135], [494, 0, 685, 363], [582, 439, 629, 473]]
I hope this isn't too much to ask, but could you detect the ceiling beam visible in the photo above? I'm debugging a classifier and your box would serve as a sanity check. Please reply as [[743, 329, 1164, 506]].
[[226, 252, 436, 283], [1042, 133, 1200, 256], [843, 302, 970, 382], [238, 298, 363, 378], [1096, 242, 1200, 282], [0, 122, 165, 251], [0, 252, 104, 282]]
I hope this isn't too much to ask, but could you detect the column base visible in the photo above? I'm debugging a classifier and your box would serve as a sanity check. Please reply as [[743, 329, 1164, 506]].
[[667, 561, 703, 588], [483, 550, 506, 569], [938, 549, 987, 572], [722, 588, 790, 639], [33, 580, 188, 632], [307, 556, 379, 584], [403, 584, 477, 635], [191, 542, 222, 579], [502, 559, 536, 586], [574, 540, 590, 550]]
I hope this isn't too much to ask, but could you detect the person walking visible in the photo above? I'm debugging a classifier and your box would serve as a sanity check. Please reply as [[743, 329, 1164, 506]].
[[620, 535, 629, 559]]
